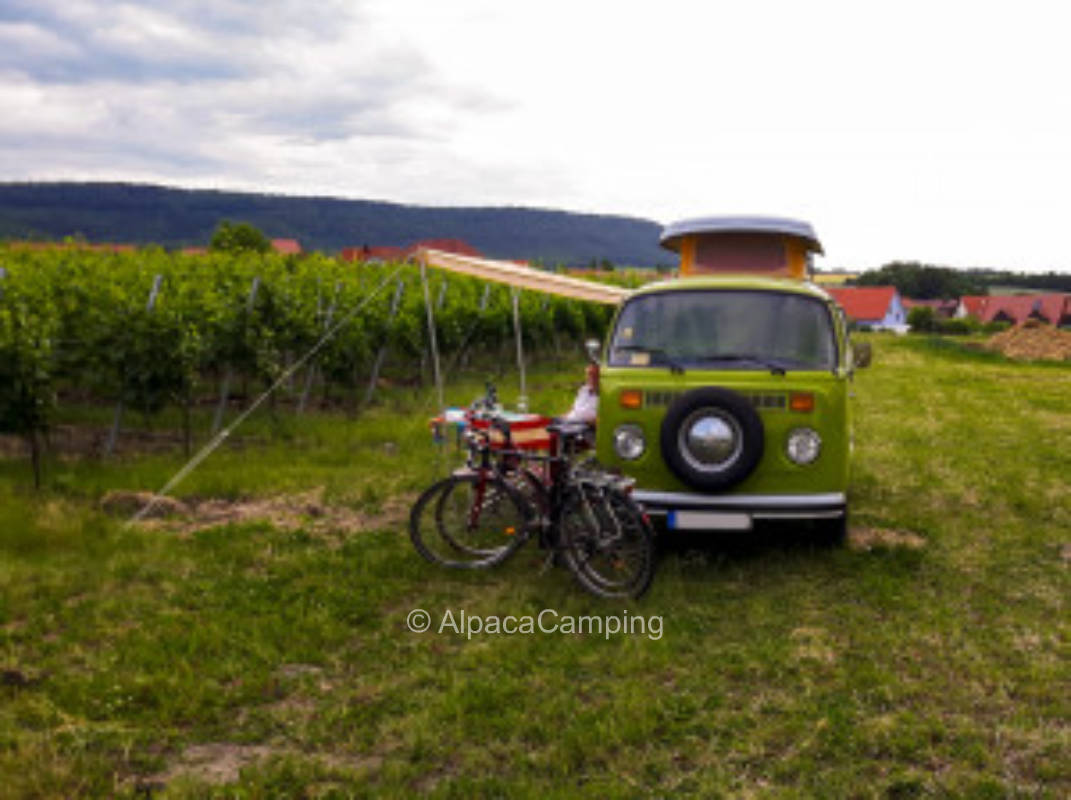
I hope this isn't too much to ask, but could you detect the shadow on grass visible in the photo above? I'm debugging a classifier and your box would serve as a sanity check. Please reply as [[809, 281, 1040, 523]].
[[652, 518, 926, 584], [656, 519, 838, 558]]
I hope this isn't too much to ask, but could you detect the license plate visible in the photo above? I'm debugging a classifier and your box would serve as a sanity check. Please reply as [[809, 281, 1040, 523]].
[[668, 510, 752, 531]]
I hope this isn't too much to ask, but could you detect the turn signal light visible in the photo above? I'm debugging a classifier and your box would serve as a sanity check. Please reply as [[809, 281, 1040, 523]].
[[789, 392, 815, 412], [619, 389, 643, 409]]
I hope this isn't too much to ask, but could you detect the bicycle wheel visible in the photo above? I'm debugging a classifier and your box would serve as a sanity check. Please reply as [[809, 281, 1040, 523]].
[[559, 485, 655, 598], [409, 473, 531, 569]]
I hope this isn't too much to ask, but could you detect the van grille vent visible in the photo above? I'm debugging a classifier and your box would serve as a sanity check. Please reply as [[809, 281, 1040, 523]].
[[643, 390, 787, 410]]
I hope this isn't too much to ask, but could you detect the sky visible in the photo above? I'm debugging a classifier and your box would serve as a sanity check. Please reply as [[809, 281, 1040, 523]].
[[1, 0, 1070, 272]]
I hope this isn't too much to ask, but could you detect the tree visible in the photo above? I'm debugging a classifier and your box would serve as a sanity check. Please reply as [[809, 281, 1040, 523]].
[[0, 294, 58, 488], [907, 306, 937, 333], [210, 220, 271, 254], [853, 262, 988, 299]]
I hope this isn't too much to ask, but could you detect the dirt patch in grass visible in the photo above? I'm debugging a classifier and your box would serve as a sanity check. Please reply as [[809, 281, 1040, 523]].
[[790, 626, 838, 665], [848, 526, 927, 551], [152, 743, 277, 786], [276, 663, 324, 680], [982, 321, 1071, 361], [144, 742, 383, 788], [100, 490, 190, 518], [113, 487, 413, 537]]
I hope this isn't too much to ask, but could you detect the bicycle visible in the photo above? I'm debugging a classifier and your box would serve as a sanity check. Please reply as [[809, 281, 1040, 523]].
[[410, 410, 656, 598]]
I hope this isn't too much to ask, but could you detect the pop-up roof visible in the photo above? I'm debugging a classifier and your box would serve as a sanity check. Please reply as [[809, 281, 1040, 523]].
[[660, 216, 822, 280]]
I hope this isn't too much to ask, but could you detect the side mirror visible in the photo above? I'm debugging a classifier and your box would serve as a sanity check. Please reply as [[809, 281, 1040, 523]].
[[584, 338, 601, 365], [853, 341, 872, 369]]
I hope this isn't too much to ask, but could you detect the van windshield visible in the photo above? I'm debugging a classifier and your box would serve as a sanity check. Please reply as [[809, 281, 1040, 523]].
[[608, 290, 837, 371]]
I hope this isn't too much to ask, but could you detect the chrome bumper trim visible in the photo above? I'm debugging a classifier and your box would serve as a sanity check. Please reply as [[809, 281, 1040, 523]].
[[632, 490, 846, 511], [752, 510, 845, 520]]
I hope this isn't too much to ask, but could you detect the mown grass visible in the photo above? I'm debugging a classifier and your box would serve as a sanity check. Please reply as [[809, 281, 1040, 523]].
[[0, 342, 1068, 797]]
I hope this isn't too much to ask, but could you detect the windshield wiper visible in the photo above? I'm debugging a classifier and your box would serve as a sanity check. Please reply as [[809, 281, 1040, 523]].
[[697, 353, 788, 376], [614, 345, 685, 374]]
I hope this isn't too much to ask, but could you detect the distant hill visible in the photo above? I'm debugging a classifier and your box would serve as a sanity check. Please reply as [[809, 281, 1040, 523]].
[[0, 182, 673, 267]]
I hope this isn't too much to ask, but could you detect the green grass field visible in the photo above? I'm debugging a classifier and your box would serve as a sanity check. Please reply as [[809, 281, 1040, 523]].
[[0, 337, 1068, 797]]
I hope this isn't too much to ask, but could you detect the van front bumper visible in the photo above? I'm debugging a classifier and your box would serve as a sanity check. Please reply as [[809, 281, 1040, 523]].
[[631, 490, 846, 531]]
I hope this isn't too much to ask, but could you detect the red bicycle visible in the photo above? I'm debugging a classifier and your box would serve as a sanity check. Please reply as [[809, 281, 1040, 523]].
[[410, 409, 655, 599]]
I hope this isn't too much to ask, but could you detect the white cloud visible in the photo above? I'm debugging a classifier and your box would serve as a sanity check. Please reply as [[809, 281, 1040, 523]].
[[0, 21, 83, 60], [1, 0, 1070, 270]]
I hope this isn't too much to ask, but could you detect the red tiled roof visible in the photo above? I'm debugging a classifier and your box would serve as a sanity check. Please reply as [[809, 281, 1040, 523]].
[[341, 239, 483, 262], [978, 294, 1068, 325], [180, 246, 208, 256], [340, 245, 407, 262], [407, 239, 482, 258], [958, 295, 988, 318], [826, 286, 898, 321], [903, 297, 957, 317], [271, 238, 302, 255], [1036, 293, 1071, 324], [903, 298, 950, 309]]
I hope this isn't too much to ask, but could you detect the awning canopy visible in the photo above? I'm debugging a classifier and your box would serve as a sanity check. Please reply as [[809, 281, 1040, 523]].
[[416, 248, 630, 305]]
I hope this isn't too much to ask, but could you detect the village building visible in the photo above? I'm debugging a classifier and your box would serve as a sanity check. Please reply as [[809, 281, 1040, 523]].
[[270, 238, 302, 255], [340, 238, 483, 264], [902, 297, 958, 318], [826, 286, 908, 332], [955, 293, 1071, 327]]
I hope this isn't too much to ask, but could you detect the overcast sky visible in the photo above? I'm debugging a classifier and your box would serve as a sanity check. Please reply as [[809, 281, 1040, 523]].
[[1, 0, 1070, 272]]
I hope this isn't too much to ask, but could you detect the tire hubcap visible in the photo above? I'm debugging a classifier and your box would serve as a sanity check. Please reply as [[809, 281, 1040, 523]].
[[680, 411, 741, 472]]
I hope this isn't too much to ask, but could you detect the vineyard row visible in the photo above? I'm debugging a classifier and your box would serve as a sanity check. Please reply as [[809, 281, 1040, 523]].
[[0, 247, 613, 480]]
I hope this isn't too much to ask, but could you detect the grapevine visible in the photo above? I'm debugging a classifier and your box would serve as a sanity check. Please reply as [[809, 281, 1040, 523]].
[[0, 245, 612, 482]]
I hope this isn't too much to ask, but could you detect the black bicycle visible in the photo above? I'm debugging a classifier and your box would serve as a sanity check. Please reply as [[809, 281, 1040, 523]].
[[410, 413, 655, 598]]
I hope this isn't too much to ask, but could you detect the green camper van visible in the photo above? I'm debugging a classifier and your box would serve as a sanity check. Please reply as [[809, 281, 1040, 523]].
[[592, 217, 868, 539]]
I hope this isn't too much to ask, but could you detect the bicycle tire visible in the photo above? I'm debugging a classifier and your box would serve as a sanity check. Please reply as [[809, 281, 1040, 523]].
[[409, 473, 532, 569], [559, 485, 655, 598]]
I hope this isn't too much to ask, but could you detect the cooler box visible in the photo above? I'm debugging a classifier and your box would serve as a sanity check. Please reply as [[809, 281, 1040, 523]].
[[468, 411, 554, 451]]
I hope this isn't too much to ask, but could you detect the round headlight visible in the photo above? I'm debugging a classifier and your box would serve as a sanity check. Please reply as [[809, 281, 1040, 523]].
[[613, 424, 646, 460], [786, 427, 821, 465]]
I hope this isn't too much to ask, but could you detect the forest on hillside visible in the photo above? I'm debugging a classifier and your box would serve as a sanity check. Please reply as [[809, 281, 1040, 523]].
[[0, 182, 672, 268], [849, 261, 1071, 297]]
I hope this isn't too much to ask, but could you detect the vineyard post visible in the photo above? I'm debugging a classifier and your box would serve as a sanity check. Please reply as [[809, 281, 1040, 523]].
[[291, 280, 324, 396], [212, 276, 260, 434], [105, 273, 163, 457], [420, 279, 449, 384], [362, 279, 405, 408], [320, 281, 342, 408], [421, 260, 445, 411], [299, 281, 339, 413], [512, 287, 527, 411]]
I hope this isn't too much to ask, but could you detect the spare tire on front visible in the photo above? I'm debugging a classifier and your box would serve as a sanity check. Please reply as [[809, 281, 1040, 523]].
[[660, 387, 765, 492]]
